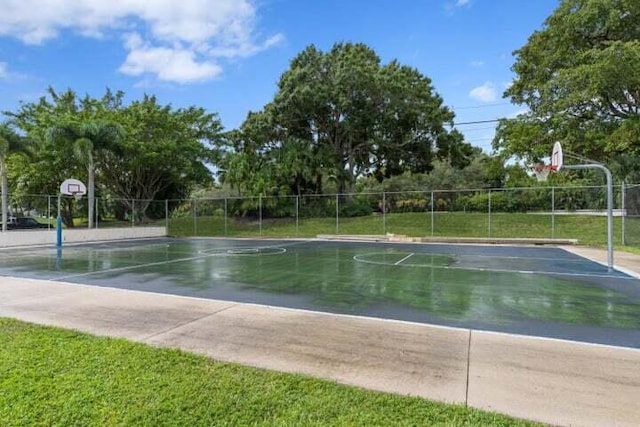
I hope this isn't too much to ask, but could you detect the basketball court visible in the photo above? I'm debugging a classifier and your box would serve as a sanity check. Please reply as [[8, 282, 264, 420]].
[[1, 237, 639, 348]]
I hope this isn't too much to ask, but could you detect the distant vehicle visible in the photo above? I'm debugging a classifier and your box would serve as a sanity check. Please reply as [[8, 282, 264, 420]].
[[7, 217, 50, 230]]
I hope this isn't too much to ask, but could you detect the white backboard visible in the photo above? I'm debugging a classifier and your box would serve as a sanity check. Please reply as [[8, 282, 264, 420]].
[[60, 178, 87, 196], [551, 142, 563, 171]]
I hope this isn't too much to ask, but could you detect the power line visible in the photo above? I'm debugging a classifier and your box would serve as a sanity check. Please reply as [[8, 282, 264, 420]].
[[458, 126, 498, 133], [453, 119, 501, 126]]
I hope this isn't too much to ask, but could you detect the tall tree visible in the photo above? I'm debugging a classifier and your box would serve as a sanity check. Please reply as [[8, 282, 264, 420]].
[[0, 123, 31, 231], [495, 0, 640, 162], [101, 95, 221, 219], [246, 42, 469, 196], [5, 87, 125, 226], [46, 121, 124, 228]]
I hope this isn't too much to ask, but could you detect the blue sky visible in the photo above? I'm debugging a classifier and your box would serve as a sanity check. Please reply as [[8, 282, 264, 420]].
[[0, 0, 559, 153]]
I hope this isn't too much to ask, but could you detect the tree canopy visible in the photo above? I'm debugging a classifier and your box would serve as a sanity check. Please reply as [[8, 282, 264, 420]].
[[222, 42, 473, 197], [494, 0, 640, 164], [5, 87, 222, 224]]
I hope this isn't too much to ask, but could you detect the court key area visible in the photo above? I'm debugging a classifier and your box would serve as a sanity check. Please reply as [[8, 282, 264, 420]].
[[1, 237, 640, 349]]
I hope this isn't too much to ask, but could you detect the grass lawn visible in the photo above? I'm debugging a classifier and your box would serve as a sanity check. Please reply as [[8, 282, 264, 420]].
[[0, 318, 540, 426], [169, 211, 627, 247]]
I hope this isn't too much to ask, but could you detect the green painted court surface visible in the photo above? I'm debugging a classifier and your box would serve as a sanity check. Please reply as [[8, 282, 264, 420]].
[[2, 238, 640, 348]]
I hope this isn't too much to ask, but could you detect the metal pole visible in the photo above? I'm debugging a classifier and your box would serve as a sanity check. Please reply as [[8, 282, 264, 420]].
[[193, 199, 197, 235], [165, 199, 169, 233], [488, 190, 492, 237], [56, 194, 62, 247], [296, 196, 299, 236], [551, 187, 555, 239], [563, 164, 614, 270], [259, 195, 263, 236], [382, 191, 386, 234], [47, 195, 51, 230], [430, 191, 434, 236], [621, 182, 626, 246], [95, 197, 99, 229], [224, 198, 228, 236], [131, 200, 135, 227], [335, 194, 339, 234]]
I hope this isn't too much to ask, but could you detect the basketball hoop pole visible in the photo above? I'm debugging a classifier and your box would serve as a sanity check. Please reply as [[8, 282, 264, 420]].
[[563, 163, 614, 271], [56, 178, 86, 248], [56, 193, 62, 247], [548, 142, 613, 271]]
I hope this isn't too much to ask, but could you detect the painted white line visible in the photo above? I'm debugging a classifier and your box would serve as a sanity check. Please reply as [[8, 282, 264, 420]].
[[394, 253, 414, 265], [352, 254, 634, 279], [52, 253, 214, 281]]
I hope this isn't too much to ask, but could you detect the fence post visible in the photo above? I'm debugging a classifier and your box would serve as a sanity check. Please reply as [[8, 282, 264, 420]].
[[621, 182, 626, 246], [259, 195, 263, 236], [382, 191, 386, 234], [165, 199, 169, 233], [296, 196, 299, 236], [488, 190, 492, 237], [335, 194, 339, 234], [224, 198, 228, 236], [193, 199, 197, 236], [430, 191, 434, 237], [47, 196, 52, 230], [551, 187, 555, 239], [131, 200, 135, 227]]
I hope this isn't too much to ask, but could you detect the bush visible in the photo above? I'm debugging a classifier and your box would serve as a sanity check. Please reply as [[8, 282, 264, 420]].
[[456, 192, 530, 213], [339, 198, 373, 217]]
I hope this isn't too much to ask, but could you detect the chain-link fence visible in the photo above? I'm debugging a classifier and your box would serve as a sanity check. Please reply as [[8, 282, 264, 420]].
[[3, 184, 640, 247], [622, 183, 640, 247], [167, 185, 637, 247], [2, 194, 166, 229]]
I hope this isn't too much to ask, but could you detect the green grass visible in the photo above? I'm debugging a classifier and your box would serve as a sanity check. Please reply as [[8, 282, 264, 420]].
[[169, 211, 627, 247], [0, 318, 539, 426]]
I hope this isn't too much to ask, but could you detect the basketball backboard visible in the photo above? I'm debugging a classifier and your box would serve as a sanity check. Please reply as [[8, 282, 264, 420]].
[[551, 142, 563, 171], [60, 178, 87, 197]]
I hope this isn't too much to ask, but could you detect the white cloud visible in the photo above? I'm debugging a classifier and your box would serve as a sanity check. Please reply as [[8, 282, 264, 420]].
[[120, 33, 222, 83], [0, 0, 283, 84], [444, 0, 472, 15], [470, 60, 484, 68], [0, 62, 28, 81], [469, 82, 498, 102]]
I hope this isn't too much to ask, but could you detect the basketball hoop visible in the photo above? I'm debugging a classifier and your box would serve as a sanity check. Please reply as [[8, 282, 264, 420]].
[[57, 178, 87, 248], [531, 164, 557, 182]]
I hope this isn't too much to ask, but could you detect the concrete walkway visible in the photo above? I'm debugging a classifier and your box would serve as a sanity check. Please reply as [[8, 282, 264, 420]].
[[2, 245, 640, 426]]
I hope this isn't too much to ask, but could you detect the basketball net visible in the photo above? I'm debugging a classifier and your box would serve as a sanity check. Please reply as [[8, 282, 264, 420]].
[[531, 164, 557, 182], [71, 192, 83, 201]]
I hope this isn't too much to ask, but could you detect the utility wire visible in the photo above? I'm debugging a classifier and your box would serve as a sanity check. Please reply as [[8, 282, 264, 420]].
[[453, 119, 502, 126]]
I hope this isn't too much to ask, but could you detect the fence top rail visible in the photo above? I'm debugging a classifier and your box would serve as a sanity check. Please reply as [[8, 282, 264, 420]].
[[5, 182, 633, 202]]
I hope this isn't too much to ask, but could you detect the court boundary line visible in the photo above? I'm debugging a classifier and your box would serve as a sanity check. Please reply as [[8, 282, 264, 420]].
[[352, 253, 634, 279], [394, 253, 414, 265], [52, 244, 294, 281], [560, 246, 640, 280]]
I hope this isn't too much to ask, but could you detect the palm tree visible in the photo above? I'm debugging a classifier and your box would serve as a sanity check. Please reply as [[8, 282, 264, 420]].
[[47, 120, 123, 228], [0, 123, 31, 231]]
